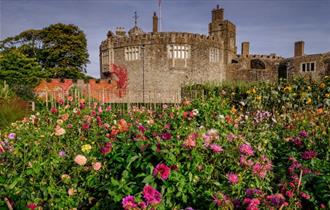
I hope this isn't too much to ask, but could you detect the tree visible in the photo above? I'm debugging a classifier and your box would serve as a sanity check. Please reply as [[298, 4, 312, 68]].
[[0, 49, 45, 99], [0, 23, 89, 77]]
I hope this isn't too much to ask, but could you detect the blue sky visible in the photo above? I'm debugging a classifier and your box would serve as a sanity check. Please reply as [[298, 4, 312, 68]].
[[1, 0, 329, 78]]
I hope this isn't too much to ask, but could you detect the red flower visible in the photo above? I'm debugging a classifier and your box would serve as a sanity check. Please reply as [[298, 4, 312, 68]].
[[27, 203, 38, 210], [153, 163, 171, 180]]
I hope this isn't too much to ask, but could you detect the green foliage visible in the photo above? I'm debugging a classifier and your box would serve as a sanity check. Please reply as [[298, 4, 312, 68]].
[[0, 78, 329, 209], [0, 81, 15, 101], [0, 23, 89, 78]]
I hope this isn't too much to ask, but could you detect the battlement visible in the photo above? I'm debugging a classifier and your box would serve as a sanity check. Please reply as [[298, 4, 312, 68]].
[[237, 54, 283, 60], [103, 32, 222, 48]]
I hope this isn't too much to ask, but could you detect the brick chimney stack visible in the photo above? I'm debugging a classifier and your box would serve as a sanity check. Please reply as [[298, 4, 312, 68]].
[[153, 12, 158, 33], [241, 42, 250, 56], [294, 41, 304, 57]]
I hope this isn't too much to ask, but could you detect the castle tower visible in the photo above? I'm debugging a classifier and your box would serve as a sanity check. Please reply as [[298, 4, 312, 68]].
[[208, 5, 236, 64], [153, 12, 158, 33]]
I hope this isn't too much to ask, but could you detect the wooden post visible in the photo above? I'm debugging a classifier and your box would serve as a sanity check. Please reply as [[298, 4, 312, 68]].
[[46, 91, 48, 109], [31, 101, 35, 112], [102, 88, 105, 105]]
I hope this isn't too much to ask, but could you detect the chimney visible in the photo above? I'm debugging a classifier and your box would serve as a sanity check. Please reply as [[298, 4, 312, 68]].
[[294, 41, 304, 57], [153, 12, 158, 33], [241, 42, 250, 56]]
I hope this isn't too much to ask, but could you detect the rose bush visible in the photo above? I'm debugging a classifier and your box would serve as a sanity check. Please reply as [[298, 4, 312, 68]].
[[0, 77, 329, 209]]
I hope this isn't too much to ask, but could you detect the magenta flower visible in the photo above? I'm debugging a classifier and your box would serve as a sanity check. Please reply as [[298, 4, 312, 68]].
[[143, 185, 162, 205], [302, 150, 317, 160], [122, 195, 138, 209], [100, 142, 112, 155], [153, 163, 171, 180], [209, 144, 223, 153], [138, 124, 146, 133], [239, 144, 254, 156], [227, 172, 239, 184], [161, 132, 172, 140]]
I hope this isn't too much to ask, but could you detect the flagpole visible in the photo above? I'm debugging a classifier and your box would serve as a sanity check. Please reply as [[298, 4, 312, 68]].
[[159, 0, 162, 32]]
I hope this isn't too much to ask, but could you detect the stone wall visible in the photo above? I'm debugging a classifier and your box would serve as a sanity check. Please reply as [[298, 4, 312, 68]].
[[282, 53, 330, 80]]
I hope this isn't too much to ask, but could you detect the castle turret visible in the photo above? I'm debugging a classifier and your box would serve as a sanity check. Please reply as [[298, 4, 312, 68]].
[[208, 5, 237, 64], [153, 12, 158, 33]]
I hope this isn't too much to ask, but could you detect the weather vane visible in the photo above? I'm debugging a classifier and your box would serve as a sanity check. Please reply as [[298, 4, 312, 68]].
[[133, 11, 139, 27]]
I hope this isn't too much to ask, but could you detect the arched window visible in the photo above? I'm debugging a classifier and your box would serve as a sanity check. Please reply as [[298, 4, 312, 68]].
[[251, 59, 266, 69]]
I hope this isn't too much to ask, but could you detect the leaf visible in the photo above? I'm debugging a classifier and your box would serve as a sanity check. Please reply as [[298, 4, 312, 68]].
[[142, 175, 154, 184]]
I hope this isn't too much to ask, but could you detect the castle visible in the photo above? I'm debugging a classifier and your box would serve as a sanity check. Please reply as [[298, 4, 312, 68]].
[[99, 5, 330, 103]]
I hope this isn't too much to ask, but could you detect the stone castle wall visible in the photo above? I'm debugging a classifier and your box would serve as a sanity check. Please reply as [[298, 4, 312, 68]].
[[100, 32, 226, 102]]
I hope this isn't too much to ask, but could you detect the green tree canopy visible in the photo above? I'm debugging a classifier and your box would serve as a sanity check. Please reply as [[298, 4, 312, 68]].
[[0, 23, 90, 77], [0, 49, 46, 99]]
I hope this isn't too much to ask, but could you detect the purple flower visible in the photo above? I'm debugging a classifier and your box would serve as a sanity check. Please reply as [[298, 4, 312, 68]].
[[246, 188, 262, 198], [299, 130, 308, 138], [58, 150, 66, 157], [8, 133, 16, 139], [266, 194, 286, 207]]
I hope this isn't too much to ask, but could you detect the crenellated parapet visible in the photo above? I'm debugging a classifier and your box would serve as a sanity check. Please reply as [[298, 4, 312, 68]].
[[237, 54, 283, 61], [102, 32, 223, 48]]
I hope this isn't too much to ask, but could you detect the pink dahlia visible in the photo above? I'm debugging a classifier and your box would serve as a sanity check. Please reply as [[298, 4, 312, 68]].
[[143, 185, 162, 205], [227, 172, 239, 184], [209, 144, 223, 153], [153, 163, 171, 180], [183, 133, 197, 148], [122, 195, 138, 209], [240, 144, 254, 156]]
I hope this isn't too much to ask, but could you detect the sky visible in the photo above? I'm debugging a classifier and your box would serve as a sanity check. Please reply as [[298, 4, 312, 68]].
[[1, 0, 329, 78]]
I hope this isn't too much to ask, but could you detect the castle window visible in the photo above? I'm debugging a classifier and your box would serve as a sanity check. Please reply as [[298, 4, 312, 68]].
[[301, 61, 316, 72], [209, 48, 220, 62], [125, 46, 141, 61], [167, 44, 190, 59], [101, 50, 110, 72]]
